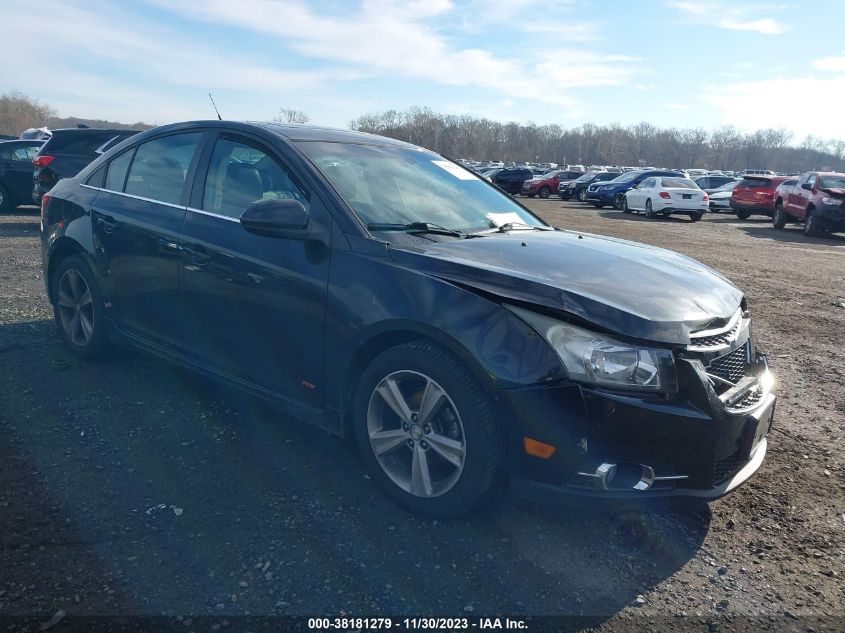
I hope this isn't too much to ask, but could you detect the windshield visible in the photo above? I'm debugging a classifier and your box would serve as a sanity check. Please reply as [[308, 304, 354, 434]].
[[297, 141, 546, 232], [610, 171, 644, 183], [819, 175, 845, 189]]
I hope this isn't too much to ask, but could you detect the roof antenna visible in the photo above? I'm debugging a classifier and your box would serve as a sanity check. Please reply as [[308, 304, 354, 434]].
[[208, 92, 222, 121]]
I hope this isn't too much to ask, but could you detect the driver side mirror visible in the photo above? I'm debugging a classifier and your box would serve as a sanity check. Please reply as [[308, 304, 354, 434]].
[[240, 198, 311, 239], [801, 182, 813, 191]]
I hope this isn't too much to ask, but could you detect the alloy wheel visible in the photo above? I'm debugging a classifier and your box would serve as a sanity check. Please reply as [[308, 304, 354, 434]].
[[366, 370, 466, 498], [57, 269, 94, 347]]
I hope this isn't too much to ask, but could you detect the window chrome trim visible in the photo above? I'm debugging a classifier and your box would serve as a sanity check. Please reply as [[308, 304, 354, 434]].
[[79, 184, 185, 210], [186, 206, 241, 223], [94, 135, 121, 155]]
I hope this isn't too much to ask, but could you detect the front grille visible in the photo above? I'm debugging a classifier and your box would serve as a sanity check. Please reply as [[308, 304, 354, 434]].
[[727, 387, 764, 412], [690, 320, 740, 348], [708, 343, 750, 384], [713, 456, 746, 485]]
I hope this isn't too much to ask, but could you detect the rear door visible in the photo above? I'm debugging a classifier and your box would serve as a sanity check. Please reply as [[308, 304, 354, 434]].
[[91, 131, 204, 349], [178, 132, 332, 407], [0, 142, 39, 203]]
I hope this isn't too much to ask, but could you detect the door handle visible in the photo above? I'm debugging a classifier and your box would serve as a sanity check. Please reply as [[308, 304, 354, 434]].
[[182, 244, 209, 269], [97, 216, 117, 234]]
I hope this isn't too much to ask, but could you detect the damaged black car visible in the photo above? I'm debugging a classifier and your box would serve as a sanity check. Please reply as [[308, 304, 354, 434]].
[[40, 121, 775, 517]]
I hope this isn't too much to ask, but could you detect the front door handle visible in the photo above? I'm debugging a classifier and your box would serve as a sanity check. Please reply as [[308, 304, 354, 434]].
[[182, 244, 209, 270], [97, 216, 118, 234]]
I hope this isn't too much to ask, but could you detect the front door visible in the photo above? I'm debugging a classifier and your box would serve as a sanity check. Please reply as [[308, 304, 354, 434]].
[[92, 132, 203, 349], [178, 133, 331, 408]]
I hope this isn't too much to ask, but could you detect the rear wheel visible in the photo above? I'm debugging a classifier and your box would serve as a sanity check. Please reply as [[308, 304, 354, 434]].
[[578, 189, 587, 202], [353, 341, 506, 517], [690, 213, 702, 222], [644, 199, 655, 218], [52, 255, 109, 360], [539, 186, 551, 199], [772, 202, 787, 229], [736, 209, 751, 220], [803, 207, 821, 237], [0, 185, 11, 212]]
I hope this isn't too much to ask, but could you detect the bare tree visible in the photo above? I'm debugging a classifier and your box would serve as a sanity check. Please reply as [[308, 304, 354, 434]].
[[274, 107, 310, 124], [0, 91, 57, 137]]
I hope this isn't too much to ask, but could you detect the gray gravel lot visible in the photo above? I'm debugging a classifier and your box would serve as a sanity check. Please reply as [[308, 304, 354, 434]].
[[1, 201, 843, 631]]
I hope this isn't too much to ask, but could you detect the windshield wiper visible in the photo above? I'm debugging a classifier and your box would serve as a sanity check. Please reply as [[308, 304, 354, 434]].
[[367, 222, 464, 237], [466, 222, 553, 237]]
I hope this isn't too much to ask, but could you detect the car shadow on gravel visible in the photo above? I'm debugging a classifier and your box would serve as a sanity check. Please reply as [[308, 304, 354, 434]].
[[0, 319, 710, 620], [738, 225, 845, 245], [597, 210, 698, 223]]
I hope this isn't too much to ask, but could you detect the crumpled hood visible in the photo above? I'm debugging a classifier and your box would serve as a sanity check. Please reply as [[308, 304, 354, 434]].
[[821, 187, 845, 198], [388, 229, 743, 345]]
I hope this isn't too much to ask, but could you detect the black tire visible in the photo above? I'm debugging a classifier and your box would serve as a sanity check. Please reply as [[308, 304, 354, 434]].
[[690, 213, 702, 222], [352, 340, 506, 517], [803, 207, 821, 237], [0, 184, 12, 213], [539, 186, 551, 199], [613, 193, 625, 210], [736, 210, 751, 220], [644, 199, 655, 218], [577, 189, 587, 202], [592, 203, 603, 209], [772, 202, 786, 229], [622, 197, 632, 213], [51, 255, 109, 360]]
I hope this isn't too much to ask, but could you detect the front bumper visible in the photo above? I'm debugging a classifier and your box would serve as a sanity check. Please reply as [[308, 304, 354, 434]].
[[586, 190, 617, 204], [500, 355, 775, 501]]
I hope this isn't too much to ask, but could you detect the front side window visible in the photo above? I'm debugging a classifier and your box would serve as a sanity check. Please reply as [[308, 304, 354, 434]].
[[202, 137, 310, 219], [806, 174, 817, 189], [296, 141, 545, 233], [124, 133, 202, 205]]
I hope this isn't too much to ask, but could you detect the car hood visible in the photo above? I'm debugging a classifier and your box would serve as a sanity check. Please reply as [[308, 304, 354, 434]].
[[821, 187, 845, 198], [388, 229, 743, 345]]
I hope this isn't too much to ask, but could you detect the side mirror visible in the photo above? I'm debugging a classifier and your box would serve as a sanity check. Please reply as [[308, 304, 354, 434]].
[[801, 182, 813, 191], [240, 198, 311, 239]]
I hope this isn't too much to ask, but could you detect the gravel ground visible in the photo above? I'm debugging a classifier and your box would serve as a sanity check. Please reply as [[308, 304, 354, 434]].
[[1, 201, 843, 632]]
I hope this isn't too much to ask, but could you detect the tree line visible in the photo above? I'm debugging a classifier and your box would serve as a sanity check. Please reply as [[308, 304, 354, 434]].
[[2, 91, 842, 172], [350, 107, 844, 173]]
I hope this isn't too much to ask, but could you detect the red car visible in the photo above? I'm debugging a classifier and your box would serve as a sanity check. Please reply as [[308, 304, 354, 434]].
[[520, 169, 584, 198], [730, 175, 795, 219], [774, 171, 845, 237]]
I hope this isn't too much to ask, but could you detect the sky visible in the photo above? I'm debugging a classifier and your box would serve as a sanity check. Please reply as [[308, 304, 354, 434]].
[[2, 0, 845, 142]]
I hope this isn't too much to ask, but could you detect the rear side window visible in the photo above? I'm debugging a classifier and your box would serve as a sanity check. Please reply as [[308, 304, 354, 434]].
[[124, 133, 202, 205], [86, 164, 106, 188], [105, 150, 133, 191], [202, 136, 309, 219]]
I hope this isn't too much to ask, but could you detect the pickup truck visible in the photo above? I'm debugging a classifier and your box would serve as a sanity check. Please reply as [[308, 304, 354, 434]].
[[772, 171, 845, 237]]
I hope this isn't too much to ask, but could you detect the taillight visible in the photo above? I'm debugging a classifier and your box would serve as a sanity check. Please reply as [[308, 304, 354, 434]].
[[40, 193, 51, 225], [703, 194, 709, 201], [659, 191, 671, 199], [33, 155, 55, 167]]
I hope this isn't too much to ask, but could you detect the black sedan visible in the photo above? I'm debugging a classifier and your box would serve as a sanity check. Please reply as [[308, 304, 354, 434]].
[[40, 121, 775, 517], [0, 140, 43, 211]]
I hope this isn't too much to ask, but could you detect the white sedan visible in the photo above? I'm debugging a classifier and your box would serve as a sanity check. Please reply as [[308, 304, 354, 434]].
[[707, 181, 739, 213], [622, 176, 709, 221]]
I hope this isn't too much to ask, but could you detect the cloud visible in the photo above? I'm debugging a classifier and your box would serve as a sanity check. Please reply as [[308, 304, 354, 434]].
[[704, 74, 845, 140], [666, 1, 789, 35], [812, 56, 845, 72], [665, 102, 693, 110]]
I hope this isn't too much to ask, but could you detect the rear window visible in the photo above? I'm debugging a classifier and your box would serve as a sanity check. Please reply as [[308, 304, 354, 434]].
[[739, 177, 772, 188], [44, 130, 126, 156], [661, 178, 698, 189]]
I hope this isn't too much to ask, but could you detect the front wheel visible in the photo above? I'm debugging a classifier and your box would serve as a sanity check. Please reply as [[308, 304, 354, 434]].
[[803, 208, 821, 237], [51, 255, 109, 359], [772, 202, 786, 229], [613, 193, 625, 210], [539, 186, 551, 199], [577, 190, 587, 202], [644, 199, 655, 218], [353, 341, 506, 517]]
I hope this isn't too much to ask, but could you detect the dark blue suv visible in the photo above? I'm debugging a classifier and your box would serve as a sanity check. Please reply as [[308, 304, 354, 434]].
[[586, 169, 685, 209]]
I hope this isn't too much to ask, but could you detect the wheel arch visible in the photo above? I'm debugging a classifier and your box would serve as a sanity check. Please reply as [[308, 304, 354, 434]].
[[45, 238, 98, 302]]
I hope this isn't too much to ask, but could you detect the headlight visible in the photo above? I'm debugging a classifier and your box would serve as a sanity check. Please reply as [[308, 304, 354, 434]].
[[507, 306, 677, 392], [821, 196, 842, 205]]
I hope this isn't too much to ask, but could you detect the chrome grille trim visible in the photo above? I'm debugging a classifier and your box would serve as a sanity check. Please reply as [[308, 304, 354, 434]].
[[688, 309, 746, 351]]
